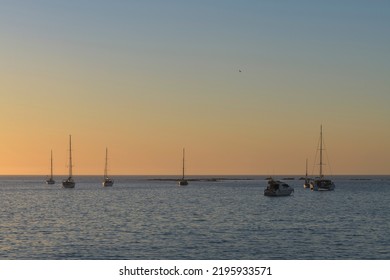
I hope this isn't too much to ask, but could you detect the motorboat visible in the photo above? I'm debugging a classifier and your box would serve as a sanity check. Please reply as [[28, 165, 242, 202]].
[[264, 179, 294, 196]]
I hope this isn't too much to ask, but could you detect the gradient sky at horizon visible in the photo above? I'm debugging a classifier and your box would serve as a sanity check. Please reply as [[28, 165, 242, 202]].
[[1, 0, 389, 175]]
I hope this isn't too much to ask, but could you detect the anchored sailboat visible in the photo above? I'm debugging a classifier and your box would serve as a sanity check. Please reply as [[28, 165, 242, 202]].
[[62, 135, 75, 188], [178, 148, 188, 186], [310, 125, 335, 191], [102, 147, 114, 187], [45, 150, 55, 185], [303, 158, 310, 188]]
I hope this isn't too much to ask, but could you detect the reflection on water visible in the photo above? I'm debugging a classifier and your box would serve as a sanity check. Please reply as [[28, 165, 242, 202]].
[[0, 176, 389, 259]]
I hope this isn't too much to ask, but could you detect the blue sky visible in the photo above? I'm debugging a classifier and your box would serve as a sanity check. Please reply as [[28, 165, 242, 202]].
[[1, 1, 389, 174]]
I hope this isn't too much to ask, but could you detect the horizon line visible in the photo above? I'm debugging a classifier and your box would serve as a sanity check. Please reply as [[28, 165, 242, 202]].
[[0, 173, 388, 177]]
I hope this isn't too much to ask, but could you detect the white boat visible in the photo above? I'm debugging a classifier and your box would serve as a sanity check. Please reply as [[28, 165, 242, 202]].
[[264, 178, 294, 196], [62, 135, 75, 188], [303, 158, 310, 188], [102, 147, 114, 187], [310, 125, 335, 191], [178, 148, 188, 186], [45, 150, 55, 185]]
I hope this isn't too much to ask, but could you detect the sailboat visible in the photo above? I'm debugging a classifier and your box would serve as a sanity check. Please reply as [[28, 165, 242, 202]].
[[102, 147, 114, 187], [303, 158, 310, 188], [62, 135, 75, 188], [45, 150, 55, 185], [310, 125, 335, 191], [178, 148, 188, 186]]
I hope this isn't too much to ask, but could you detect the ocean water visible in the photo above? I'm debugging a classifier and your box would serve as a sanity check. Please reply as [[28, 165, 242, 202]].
[[0, 175, 389, 260]]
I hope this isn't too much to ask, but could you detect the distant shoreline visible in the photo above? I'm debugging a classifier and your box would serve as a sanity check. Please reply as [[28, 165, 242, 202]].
[[0, 175, 386, 181], [148, 177, 256, 182]]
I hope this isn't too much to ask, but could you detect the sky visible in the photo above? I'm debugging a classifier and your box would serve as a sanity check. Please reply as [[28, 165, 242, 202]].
[[0, 0, 389, 175]]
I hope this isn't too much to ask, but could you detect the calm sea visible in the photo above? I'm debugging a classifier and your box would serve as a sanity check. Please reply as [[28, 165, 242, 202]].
[[0, 175, 389, 260]]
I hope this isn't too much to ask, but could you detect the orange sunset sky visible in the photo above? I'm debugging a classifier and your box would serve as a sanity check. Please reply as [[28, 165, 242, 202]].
[[1, 1, 389, 175]]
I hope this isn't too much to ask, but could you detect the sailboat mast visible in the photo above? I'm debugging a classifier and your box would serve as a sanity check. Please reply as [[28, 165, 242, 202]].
[[305, 158, 308, 178], [182, 148, 185, 179], [69, 135, 73, 178], [104, 147, 108, 178], [50, 150, 53, 178], [319, 125, 323, 178]]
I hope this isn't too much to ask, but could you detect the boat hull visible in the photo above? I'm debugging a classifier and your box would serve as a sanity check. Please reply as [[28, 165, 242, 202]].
[[178, 180, 188, 186], [103, 179, 114, 187], [264, 188, 294, 196], [62, 178, 75, 188], [46, 179, 55, 185], [264, 179, 294, 196], [310, 179, 335, 191]]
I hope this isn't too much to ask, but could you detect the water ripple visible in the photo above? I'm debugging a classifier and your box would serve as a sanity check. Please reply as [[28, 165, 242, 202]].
[[0, 176, 389, 259]]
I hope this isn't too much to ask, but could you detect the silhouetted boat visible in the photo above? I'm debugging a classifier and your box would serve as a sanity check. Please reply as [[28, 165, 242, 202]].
[[264, 178, 294, 196], [303, 158, 310, 188], [178, 148, 188, 186], [45, 150, 55, 185], [310, 126, 335, 191], [62, 135, 75, 188], [102, 147, 114, 187]]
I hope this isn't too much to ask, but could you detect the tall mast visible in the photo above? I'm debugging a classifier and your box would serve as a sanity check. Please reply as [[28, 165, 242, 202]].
[[69, 135, 73, 178], [182, 148, 185, 180], [104, 147, 108, 178], [305, 158, 308, 178], [50, 150, 53, 178], [319, 125, 323, 178]]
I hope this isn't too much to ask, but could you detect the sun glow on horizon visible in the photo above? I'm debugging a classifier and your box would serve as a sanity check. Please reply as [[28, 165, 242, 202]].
[[1, 1, 389, 176]]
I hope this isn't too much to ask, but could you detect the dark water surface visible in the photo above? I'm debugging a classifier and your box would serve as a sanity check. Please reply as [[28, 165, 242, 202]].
[[0, 176, 389, 259]]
